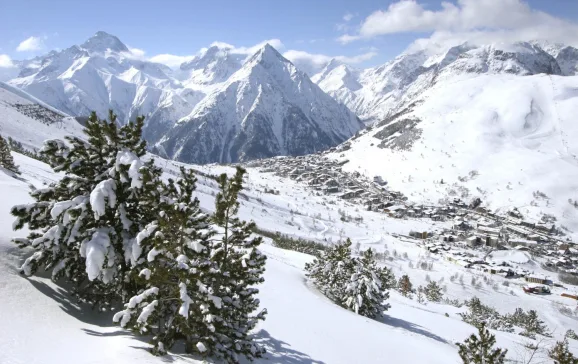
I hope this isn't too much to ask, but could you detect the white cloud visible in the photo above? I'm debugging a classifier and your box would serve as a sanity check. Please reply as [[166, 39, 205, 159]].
[[128, 47, 146, 58], [283, 49, 378, 74], [343, 12, 355, 22], [338, 0, 578, 49], [0, 54, 18, 81], [16, 36, 44, 52], [149, 54, 196, 68], [0, 54, 14, 68]]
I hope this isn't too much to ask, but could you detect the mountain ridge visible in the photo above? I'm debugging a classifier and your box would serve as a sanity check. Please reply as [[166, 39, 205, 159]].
[[159, 43, 363, 164]]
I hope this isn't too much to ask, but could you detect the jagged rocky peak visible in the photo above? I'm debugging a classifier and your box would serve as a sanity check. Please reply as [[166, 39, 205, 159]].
[[552, 46, 578, 75], [158, 43, 362, 164], [80, 31, 129, 54]]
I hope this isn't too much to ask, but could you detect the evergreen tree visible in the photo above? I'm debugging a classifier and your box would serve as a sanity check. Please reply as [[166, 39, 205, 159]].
[[424, 280, 443, 302], [379, 264, 397, 290], [342, 249, 390, 318], [0, 134, 19, 174], [460, 297, 513, 333], [416, 285, 426, 304], [204, 166, 268, 362], [549, 340, 578, 364], [11, 111, 159, 308], [457, 322, 507, 364], [398, 274, 413, 297], [306, 241, 391, 319], [504, 307, 526, 327], [113, 167, 213, 355], [305, 239, 356, 302], [566, 330, 578, 341], [520, 310, 550, 339]]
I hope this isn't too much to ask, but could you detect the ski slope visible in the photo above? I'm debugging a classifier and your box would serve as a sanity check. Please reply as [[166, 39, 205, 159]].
[[1, 152, 577, 364]]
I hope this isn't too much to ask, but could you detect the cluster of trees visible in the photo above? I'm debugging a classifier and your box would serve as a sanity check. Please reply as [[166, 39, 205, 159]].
[[459, 297, 552, 340], [457, 322, 577, 364], [11, 112, 267, 363], [0, 134, 19, 174], [396, 274, 444, 303], [305, 239, 395, 318], [5, 135, 47, 163], [460, 297, 514, 333], [253, 227, 327, 258], [504, 307, 551, 339]]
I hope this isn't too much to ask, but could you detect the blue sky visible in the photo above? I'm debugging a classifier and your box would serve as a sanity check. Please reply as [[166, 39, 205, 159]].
[[1, 0, 578, 73]]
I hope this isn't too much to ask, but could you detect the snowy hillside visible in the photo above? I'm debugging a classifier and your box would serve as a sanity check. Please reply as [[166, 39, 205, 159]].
[[7, 31, 205, 143], [0, 82, 85, 150], [159, 44, 362, 164], [2, 145, 578, 363], [325, 72, 578, 239]]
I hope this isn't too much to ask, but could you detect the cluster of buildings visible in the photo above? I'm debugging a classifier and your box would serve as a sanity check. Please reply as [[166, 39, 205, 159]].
[[246, 153, 578, 283], [246, 154, 406, 208]]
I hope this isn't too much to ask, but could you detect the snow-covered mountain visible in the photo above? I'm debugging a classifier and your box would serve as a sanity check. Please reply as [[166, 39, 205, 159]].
[[179, 45, 245, 90], [324, 69, 578, 237], [8, 31, 205, 143], [159, 45, 362, 164], [314, 41, 566, 123], [6, 33, 362, 162]]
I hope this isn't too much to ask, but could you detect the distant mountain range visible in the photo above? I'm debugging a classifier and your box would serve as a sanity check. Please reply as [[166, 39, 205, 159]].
[[312, 41, 577, 123], [6, 32, 578, 167], [6, 31, 361, 163]]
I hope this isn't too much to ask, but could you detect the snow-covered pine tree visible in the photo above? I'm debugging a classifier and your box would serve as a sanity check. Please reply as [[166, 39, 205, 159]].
[[416, 286, 426, 304], [114, 167, 214, 355], [12, 111, 161, 308], [566, 330, 578, 341], [457, 322, 507, 364], [204, 166, 267, 363], [548, 340, 578, 364], [342, 249, 391, 318], [424, 280, 443, 302], [519, 310, 550, 339], [0, 134, 19, 174], [398, 275, 413, 297], [305, 239, 356, 302], [379, 263, 396, 290], [460, 297, 513, 333]]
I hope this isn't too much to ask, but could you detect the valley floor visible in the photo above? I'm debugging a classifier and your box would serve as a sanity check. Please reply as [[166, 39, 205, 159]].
[[1, 153, 577, 364]]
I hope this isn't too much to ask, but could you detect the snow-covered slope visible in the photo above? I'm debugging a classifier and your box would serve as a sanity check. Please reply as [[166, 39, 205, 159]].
[[314, 42, 564, 123], [159, 44, 362, 164], [326, 72, 578, 239], [2, 151, 577, 364], [0, 82, 84, 150], [8, 31, 205, 143]]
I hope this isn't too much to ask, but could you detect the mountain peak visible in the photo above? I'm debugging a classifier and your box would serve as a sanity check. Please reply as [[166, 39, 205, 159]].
[[248, 43, 286, 64], [80, 31, 129, 53]]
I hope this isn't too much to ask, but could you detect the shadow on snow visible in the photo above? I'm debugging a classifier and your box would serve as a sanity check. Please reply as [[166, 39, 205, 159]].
[[378, 315, 450, 345], [24, 276, 324, 363]]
